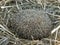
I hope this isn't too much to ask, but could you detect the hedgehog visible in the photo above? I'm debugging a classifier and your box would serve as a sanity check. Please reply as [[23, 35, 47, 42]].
[[7, 9, 52, 40]]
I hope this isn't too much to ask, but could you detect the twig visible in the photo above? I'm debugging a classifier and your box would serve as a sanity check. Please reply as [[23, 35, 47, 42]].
[[1, 5, 15, 9], [16, 1, 20, 10], [54, 30, 58, 45], [43, 38, 60, 43], [46, 12, 60, 18], [51, 25, 60, 34], [0, 24, 15, 37]]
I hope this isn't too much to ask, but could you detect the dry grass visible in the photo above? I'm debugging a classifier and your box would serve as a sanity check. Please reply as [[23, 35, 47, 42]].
[[0, 0, 60, 45]]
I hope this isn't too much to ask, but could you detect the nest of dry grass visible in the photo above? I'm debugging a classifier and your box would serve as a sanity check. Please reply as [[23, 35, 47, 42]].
[[0, 0, 60, 45]]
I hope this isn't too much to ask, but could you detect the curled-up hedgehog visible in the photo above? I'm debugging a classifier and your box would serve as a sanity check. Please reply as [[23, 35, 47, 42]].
[[7, 9, 53, 40]]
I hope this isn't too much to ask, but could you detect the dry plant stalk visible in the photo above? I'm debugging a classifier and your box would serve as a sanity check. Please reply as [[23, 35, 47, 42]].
[[51, 25, 60, 34]]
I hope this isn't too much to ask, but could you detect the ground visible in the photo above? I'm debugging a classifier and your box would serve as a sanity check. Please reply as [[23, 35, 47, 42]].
[[0, 0, 60, 45]]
